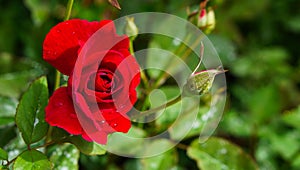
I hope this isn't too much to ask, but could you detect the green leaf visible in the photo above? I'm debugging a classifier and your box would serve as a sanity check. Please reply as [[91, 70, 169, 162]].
[[140, 139, 177, 170], [287, 15, 300, 32], [168, 94, 224, 141], [248, 85, 280, 124], [50, 144, 80, 170], [0, 165, 9, 170], [15, 76, 49, 145], [0, 62, 44, 99], [0, 96, 18, 126], [0, 147, 8, 160], [0, 125, 17, 148], [187, 137, 258, 170], [168, 97, 202, 140], [124, 159, 143, 170], [282, 106, 300, 129], [106, 126, 146, 156], [269, 131, 300, 160], [24, 0, 50, 26], [0, 117, 15, 127], [50, 127, 70, 142], [13, 150, 52, 170], [0, 96, 17, 117], [66, 136, 106, 156], [292, 153, 300, 168], [219, 110, 252, 137]]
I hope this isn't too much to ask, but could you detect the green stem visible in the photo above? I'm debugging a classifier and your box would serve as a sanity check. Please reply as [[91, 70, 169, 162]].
[[54, 0, 74, 90], [54, 70, 61, 90], [64, 0, 74, 21], [129, 40, 149, 88], [131, 34, 203, 121], [131, 95, 182, 120], [47, 0, 74, 148]]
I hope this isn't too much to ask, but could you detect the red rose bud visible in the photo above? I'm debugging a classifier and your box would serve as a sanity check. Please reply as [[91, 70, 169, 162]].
[[124, 17, 138, 41], [183, 68, 226, 97], [197, 9, 207, 28], [188, 6, 216, 34]]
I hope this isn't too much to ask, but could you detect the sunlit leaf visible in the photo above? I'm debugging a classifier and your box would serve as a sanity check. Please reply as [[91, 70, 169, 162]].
[[50, 144, 80, 170], [269, 131, 300, 160], [282, 106, 300, 130], [292, 153, 300, 169], [187, 137, 258, 170], [140, 139, 177, 170], [13, 150, 52, 170], [0, 147, 8, 160], [106, 126, 146, 156]]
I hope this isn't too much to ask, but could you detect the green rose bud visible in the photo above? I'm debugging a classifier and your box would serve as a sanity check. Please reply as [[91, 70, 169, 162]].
[[183, 68, 226, 96], [124, 17, 138, 41], [204, 7, 216, 34]]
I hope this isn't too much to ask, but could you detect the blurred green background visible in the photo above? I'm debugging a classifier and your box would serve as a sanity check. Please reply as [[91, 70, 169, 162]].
[[0, 0, 300, 169]]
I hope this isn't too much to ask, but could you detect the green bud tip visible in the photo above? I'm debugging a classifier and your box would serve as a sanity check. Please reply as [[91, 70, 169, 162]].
[[124, 17, 138, 40], [183, 68, 227, 97]]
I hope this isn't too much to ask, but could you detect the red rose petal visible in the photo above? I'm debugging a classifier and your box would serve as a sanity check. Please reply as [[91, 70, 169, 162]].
[[43, 19, 113, 75], [45, 87, 83, 135]]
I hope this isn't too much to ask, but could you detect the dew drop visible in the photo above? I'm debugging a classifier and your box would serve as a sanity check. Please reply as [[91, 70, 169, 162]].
[[56, 29, 61, 33], [72, 31, 75, 34], [55, 102, 63, 107], [113, 123, 117, 127], [101, 120, 105, 124]]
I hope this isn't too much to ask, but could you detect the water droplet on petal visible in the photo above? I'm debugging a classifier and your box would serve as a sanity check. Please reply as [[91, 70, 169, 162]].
[[113, 123, 117, 127], [56, 29, 61, 33], [101, 120, 105, 124], [55, 102, 63, 107], [72, 31, 75, 34]]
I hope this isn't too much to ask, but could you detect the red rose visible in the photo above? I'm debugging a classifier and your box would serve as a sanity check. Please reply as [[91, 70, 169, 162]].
[[43, 19, 140, 144]]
